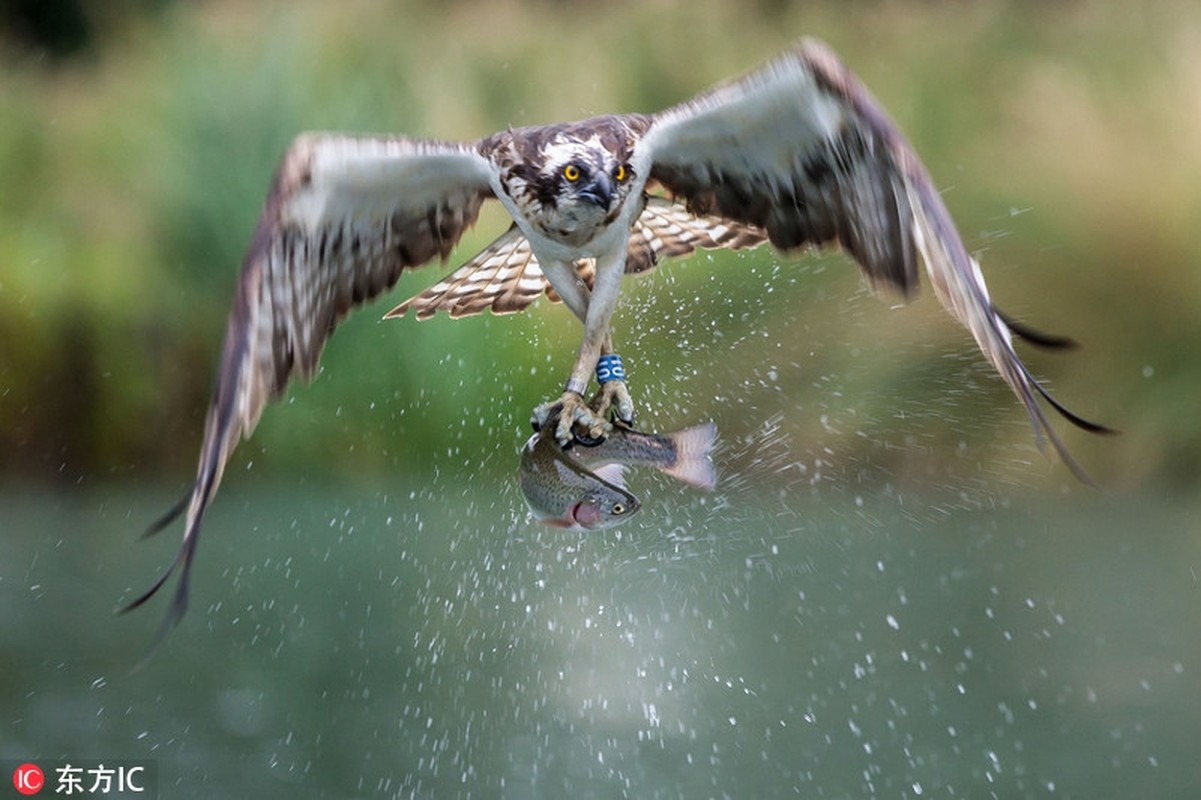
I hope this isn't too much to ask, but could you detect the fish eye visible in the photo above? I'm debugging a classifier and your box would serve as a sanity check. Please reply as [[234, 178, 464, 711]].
[[613, 164, 627, 182], [563, 164, 582, 182], [612, 502, 627, 515]]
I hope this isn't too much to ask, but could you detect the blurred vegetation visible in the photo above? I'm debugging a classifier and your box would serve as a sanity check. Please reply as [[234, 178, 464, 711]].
[[1, 0, 1198, 496]]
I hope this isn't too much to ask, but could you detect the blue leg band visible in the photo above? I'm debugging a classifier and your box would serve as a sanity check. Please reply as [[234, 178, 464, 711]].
[[596, 353, 626, 384]]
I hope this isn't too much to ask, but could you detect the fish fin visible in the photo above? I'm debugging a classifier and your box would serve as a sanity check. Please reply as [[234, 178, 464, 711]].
[[662, 422, 718, 490], [592, 463, 628, 490]]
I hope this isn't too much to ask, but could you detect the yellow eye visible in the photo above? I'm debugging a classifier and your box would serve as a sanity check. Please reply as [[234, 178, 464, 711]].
[[563, 164, 581, 182], [613, 164, 627, 182], [612, 503, 626, 515]]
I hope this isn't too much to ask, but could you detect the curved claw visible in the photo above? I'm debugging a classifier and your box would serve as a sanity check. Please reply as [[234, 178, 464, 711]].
[[572, 430, 607, 448], [530, 395, 566, 433], [532, 391, 612, 448], [589, 380, 634, 425]]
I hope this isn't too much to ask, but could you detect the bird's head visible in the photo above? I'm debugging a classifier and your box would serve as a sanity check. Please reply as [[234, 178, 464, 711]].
[[551, 148, 629, 211], [492, 119, 642, 247], [535, 138, 635, 244]]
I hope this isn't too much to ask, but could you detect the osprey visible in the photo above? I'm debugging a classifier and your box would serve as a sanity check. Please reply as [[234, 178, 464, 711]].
[[125, 38, 1107, 644]]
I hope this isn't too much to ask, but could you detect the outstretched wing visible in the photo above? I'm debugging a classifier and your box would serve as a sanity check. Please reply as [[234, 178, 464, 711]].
[[124, 134, 495, 647], [635, 37, 1109, 477], [391, 197, 766, 319]]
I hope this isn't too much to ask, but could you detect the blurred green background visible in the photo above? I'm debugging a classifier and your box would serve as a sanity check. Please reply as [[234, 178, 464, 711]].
[[2, 0, 1198, 493], [3, 2, 1201, 798]]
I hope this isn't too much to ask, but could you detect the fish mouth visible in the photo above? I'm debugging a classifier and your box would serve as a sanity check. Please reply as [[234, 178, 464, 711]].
[[566, 501, 586, 529], [532, 502, 584, 530]]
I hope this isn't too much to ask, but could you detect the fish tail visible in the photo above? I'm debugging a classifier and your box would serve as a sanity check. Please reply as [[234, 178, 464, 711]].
[[661, 422, 718, 490]]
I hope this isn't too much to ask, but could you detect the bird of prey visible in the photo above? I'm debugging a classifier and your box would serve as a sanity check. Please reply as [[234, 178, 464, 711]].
[[124, 38, 1107, 644]]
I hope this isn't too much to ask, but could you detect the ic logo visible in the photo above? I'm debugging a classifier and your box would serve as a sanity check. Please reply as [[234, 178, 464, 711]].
[[12, 763, 44, 795]]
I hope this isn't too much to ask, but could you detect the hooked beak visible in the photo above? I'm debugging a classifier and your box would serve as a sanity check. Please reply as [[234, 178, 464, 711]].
[[578, 173, 614, 209]]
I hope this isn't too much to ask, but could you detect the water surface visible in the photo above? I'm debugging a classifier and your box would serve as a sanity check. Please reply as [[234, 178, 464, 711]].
[[1, 480, 1197, 798]]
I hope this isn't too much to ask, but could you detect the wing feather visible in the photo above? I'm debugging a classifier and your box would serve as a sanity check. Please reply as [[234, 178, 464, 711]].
[[391, 197, 766, 318], [638, 39, 921, 295], [625, 197, 766, 274], [123, 134, 495, 645], [637, 38, 1109, 477], [387, 224, 551, 319]]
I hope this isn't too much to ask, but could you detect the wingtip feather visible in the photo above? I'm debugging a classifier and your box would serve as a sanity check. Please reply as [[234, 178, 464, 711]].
[[1003, 348, 1112, 486], [121, 499, 204, 667], [995, 308, 1080, 351], [141, 492, 189, 539], [1019, 361, 1116, 437]]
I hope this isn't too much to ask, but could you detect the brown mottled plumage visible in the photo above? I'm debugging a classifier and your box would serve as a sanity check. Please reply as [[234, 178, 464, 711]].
[[125, 38, 1108, 652], [394, 197, 765, 319]]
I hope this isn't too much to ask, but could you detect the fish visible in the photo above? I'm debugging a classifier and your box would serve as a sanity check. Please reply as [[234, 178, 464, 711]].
[[519, 428, 641, 530], [518, 420, 718, 530], [568, 420, 718, 490]]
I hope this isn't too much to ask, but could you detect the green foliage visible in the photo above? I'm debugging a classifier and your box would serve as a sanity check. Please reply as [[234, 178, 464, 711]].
[[1, 0, 1197, 492]]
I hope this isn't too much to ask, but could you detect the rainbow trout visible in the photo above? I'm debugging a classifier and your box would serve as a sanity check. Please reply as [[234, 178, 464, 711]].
[[519, 421, 717, 530], [519, 429, 640, 530]]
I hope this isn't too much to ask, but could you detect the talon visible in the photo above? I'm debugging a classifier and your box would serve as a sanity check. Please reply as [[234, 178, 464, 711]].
[[530, 400, 557, 433], [531, 390, 577, 431], [615, 387, 634, 425], [554, 413, 575, 448], [573, 430, 606, 448], [589, 379, 635, 425], [533, 391, 612, 447]]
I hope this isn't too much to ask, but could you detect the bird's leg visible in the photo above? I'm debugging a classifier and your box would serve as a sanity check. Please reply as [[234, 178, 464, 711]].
[[587, 335, 634, 425], [529, 258, 600, 442], [531, 337, 612, 448], [531, 252, 631, 446]]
